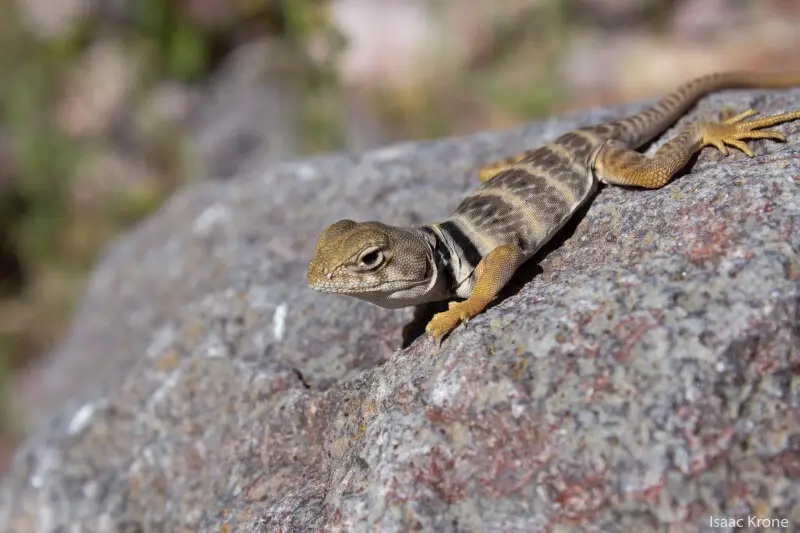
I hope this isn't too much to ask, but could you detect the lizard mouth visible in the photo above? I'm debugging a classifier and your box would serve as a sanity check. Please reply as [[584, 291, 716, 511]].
[[309, 282, 381, 294], [310, 276, 431, 294]]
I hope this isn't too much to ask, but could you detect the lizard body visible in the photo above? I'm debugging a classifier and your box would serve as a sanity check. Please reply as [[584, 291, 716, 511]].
[[307, 72, 800, 342]]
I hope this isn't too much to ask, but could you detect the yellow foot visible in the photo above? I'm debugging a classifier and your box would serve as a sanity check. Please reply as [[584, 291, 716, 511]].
[[700, 108, 800, 157], [477, 150, 535, 182], [477, 161, 511, 182], [425, 300, 480, 343]]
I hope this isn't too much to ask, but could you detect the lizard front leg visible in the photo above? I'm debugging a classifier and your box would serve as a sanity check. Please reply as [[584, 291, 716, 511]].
[[594, 109, 800, 189], [426, 243, 523, 342]]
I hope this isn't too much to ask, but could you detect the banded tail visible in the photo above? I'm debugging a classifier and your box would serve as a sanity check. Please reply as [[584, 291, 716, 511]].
[[610, 71, 800, 148]]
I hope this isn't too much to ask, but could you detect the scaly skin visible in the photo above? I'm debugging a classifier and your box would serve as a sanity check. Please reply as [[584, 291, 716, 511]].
[[307, 72, 800, 343]]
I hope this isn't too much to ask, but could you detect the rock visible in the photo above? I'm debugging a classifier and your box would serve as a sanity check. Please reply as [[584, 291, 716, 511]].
[[3, 87, 800, 532], [186, 38, 302, 179], [568, 0, 656, 28], [330, 0, 440, 88], [668, 0, 745, 39], [183, 0, 238, 29], [56, 39, 141, 139], [70, 148, 160, 213], [15, 0, 91, 40]]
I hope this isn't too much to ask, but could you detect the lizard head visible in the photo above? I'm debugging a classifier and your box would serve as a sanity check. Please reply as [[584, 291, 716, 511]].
[[307, 219, 437, 308]]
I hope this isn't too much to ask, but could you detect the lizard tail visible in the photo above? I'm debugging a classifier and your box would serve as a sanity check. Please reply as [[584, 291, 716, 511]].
[[610, 71, 800, 148]]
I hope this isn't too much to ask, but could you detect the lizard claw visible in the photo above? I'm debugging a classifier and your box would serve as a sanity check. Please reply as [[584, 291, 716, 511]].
[[699, 108, 798, 158], [721, 108, 758, 124], [425, 301, 477, 345]]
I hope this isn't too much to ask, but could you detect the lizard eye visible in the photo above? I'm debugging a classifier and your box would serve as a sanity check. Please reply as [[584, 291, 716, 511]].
[[358, 249, 384, 270]]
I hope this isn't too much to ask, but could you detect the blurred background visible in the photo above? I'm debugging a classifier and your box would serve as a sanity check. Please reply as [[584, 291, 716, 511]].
[[0, 0, 799, 464]]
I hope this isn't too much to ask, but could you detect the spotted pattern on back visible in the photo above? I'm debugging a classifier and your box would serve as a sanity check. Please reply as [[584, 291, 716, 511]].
[[452, 191, 526, 248], [449, 130, 603, 256]]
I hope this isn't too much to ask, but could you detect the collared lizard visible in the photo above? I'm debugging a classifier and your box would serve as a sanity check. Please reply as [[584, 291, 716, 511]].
[[307, 72, 800, 343]]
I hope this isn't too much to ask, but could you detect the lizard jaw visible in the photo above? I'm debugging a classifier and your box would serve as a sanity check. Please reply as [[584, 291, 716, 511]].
[[309, 282, 380, 294]]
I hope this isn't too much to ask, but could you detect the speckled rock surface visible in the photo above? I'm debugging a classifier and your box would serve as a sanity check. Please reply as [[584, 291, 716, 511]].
[[2, 88, 800, 532]]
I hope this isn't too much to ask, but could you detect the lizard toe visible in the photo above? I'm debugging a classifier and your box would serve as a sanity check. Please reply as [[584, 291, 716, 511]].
[[721, 108, 758, 124]]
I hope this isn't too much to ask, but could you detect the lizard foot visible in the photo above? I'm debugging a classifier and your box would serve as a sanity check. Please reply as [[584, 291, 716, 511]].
[[425, 300, 480, 343], [699, 108, 800, 157], [478, 159, 515, 182], [477, 148, 538, 182]]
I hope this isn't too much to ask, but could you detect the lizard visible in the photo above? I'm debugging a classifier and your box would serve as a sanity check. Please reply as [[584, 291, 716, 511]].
[[306, 71, 800, 343]]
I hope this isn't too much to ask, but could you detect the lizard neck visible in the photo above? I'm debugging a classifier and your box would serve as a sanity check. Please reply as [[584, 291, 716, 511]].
[[418, 224, 462, 298]]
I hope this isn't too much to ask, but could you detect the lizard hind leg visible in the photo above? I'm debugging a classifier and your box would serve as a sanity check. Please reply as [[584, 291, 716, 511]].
[[425, 243, 523, 342], [594, 109, 800, 189], [477, 148, 538, 182]]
